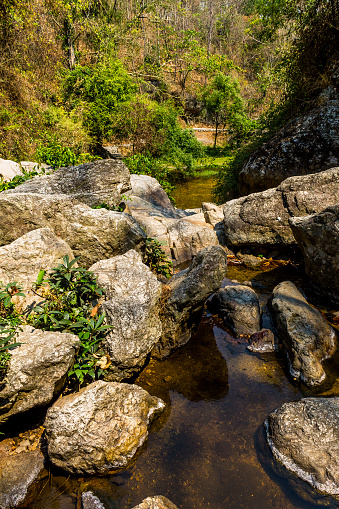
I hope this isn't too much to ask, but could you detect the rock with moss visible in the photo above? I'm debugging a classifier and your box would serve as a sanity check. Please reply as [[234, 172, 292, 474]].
[[266, 397, 339, 496], [268, 281, 336, 386], [44, 381, 165, 475], [290, 204, 339, 305], [6, 158, 131, 209], [90, 250, 163, 381], [153, 245, 228, 358], [0, 326, 80, 423], [223, 167, 339, 249], [0, 193, 146, 267]]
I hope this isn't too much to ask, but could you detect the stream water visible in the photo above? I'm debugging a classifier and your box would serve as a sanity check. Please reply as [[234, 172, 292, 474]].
[[173, 176, 216, 209], [32, 262, 339, 509]]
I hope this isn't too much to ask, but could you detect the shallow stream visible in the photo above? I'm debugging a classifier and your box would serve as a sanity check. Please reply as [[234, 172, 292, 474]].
[[32, 262, 339, 509]]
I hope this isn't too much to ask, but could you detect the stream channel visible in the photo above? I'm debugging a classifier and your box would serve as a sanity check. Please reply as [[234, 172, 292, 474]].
[[32, 179, 339, 509]]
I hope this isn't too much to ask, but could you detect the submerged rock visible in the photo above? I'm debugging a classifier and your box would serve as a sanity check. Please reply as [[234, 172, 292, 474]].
[[290, 204, 339, 305], [90, 250, 162, 381], [239, 85, 339, 195], [132, 496, 179, 509], [0, 326, 80, 423], [247, 329, 277, 353], [266, 397, 339, 496], [153, 245, 228, 358], [0, 193, 146, 267], [44, 381, 165, 475], [0, 227, 74, 312], [268, 281, 336, 386], [81, 491, 106, 509], [209, 284, 260, 336], [223, 167, 339, 249], [6, 158, 131, 209], [0, 439, 45, 508]]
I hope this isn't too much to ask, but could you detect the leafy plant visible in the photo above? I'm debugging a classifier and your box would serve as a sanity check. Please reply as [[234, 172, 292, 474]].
[[0, 166, 46, 193], [144, 238, 173, 279], [36, 134, 99, 169]]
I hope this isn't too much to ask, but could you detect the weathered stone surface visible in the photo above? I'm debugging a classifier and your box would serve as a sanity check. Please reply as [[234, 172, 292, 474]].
[[268, 281, 337, 386], [0, 326, 80, 423], [44, 381, 165, 475], [209, 285, 260, 336], [290, 204, 339, 305], [90, 250, 163, 381], [0, 158, 22, 181], [239, 86, 339, 195], [0, 193, 146, 267], [128, 174, 174, 210], [0, 439, 45, 508], [81, 491, 106, 509], [266, 397, 339, 495], [236, 253, 263, 269], [153, 246, 228, 358], [223, 167, 339, 248], [132, 496, 179, 509], [202, 202, 224, 227], [247, 329, 276, 353], [6, 158, 131, 208], [0, 228, 74, 311]]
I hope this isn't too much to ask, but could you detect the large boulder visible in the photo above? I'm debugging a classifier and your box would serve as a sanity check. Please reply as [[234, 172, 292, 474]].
[[0, 439, 45, 508], [132, 496, 179, 509], [223, 167, 339, 248], [44, 381, 165, 475], [266, 397, 339, 496], [239, 85, 339, 195], [290, 204, 339, 305], [6, 159, 131, 208], [153, 246, 228, 358], [268, 281, 337, 386], [209, 284, 260, 336], [0, 326, 80, 423], [89, 250, 163, 381], [128, 174, 174, 210], [0, 193, 146, 267], [0, 228, 74, 311]]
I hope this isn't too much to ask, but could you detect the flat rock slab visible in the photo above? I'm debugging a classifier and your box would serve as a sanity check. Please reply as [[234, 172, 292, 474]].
[[0, 326, 80, 423], [90, 250, 162, 381], [0, 193, 146, 268], [268, 281, 336, 386], [0, 438, 45, 508], [223, 167, 339, 248], [290, 204, 339, 305], [44, 381, 165, 475], [6, 158, 131, 208], [132, 496, 179, 509], [266, 397, 339, 496]]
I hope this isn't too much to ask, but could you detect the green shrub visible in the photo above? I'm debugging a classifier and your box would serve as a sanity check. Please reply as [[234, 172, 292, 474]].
[[36, 135, 99, 169], [144, 238, 173, 279], [0, 166, 45, 193]]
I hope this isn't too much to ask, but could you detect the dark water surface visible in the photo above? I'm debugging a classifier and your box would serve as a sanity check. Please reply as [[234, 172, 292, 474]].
[[32, 263, 339, 509]]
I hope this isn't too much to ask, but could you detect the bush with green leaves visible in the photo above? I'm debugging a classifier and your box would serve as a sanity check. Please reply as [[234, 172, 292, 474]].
[[144, 238, 173, 279], [30, 256, 112, 388], [0, 166, 46, 193], [36, 134, 99, 169]]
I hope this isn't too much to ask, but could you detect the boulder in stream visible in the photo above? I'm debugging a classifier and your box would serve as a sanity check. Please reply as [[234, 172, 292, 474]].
[[268, 281, 337, 385], [266, 397, 339, 496], [44, 381, 165, 475], [0, 326, 80, 423], [290, 203, 339, 305]]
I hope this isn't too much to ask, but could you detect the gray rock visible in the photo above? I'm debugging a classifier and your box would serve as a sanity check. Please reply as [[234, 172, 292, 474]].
[[247, 329, 277, 353], [202, 202, 224, 227], [209, 285, 260, 336], [82, 491, 106, 509], [0, 158, 22, 181], [0, 193, 146, 268], [0, 228, 74, 312], [290, 204, 339, 305], [0, 439, 45, 508], [128, 174, 174, 210], [239, 86, 339, 194], [266, 397, 339, 496], [44, 380, 165, 475], [223, 167, 339, 248], [268, 281, 337, 385], [153, 246, 228, 358], [132, 496, 179, 509], [0, 326, 80, 423], [6, 158, 131, 208], [90, 250, 162, 381]]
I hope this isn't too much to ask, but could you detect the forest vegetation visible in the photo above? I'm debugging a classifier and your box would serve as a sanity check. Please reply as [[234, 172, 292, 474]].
[[0, 0, 338, 202]]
